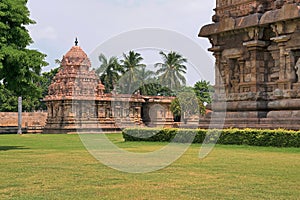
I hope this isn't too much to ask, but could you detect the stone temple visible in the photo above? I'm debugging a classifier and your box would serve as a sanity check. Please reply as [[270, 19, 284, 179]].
[[199, 0, 300, 129], [43, 42, 174, 133]]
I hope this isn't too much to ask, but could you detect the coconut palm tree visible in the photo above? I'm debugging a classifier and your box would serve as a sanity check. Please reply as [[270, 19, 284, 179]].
[[155, 51, 187, 91], [96, 54, 123, 93], [137, 66, 156, 95], [119, 51, 145, 94], [136, 67, 174, 96]]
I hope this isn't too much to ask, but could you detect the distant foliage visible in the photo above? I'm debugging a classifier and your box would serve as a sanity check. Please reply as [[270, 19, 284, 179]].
[[170, 87, 206, 121], [118, 51, 146, 94], [40, 67, 59, 97], [170, 82, 213, 120], [38, 67, 60, 110], [96, 54, 124, 93], [93, 49, 192, 97], [123, 128, 300, 148], [193, 80, 214, 105]]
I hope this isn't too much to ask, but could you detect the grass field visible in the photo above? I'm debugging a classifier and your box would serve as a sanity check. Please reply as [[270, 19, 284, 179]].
[[0, 133, 299, 200]]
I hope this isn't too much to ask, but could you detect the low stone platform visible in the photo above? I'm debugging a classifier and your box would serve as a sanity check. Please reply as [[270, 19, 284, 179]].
[[0, 112, 47, 134]]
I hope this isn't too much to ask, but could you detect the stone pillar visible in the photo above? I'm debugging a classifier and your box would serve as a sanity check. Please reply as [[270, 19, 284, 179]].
[[238, 59, 246, 84], [17, 97, 22, 134], [97, 103, 105, 119], [61, 101, 65, 119], [271, 35, 294, 90], [209, 46, 223, 94], [222, 60, 230, 95], [63, 101, 72, 118], [243, 40, 267, 93], [48, 102, 53, 118]]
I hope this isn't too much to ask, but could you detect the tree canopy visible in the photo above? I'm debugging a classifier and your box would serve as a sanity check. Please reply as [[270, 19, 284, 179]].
[[155, 51, 187, 91], [193, 80, 214, 105], [118, 51, 145, 94], [170, 81, 214, 121], [0, 0, 48, 111], [170, 86, 206, 122], [94, 50, 190, 96], [96, 54, 123, 93]]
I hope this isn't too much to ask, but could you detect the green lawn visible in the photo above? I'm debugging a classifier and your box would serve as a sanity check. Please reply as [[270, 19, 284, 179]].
[[0, 134, 299, 200]]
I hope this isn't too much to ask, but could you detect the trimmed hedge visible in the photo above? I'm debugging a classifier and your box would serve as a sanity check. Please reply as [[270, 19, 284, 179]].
[[122, 128, 300, 147]]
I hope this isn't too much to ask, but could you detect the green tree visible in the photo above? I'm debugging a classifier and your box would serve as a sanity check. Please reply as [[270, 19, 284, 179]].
[[170, 92, 204, 122], [0, 0, 48, 111], [193, 80, 214, 105], [96, 54, 123, 93], [119, 51, 145, 94], [35, 66, 59, 110], [142, 83, 175, 96], [153, 85, 174, 96], [170, 86, 206, 122], [155, 51, 187, 91], [137, 66, 156, 95], [134, 66, 175, 96], [0, 85, 18, 111], [41, 67, 59, 92]]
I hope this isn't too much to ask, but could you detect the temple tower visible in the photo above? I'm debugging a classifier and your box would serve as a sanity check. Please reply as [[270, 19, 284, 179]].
[[43, 41, 107, 133], [199, 0, 300, 129]]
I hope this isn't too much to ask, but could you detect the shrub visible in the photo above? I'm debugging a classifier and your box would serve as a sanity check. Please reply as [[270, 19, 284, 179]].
[[122, 128, 300, 148]]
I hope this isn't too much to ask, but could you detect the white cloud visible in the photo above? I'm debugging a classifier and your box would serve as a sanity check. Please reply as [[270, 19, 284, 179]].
[[29, 26, 58, 40]]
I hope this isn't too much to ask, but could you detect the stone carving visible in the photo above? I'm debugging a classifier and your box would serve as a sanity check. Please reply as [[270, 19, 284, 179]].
[[257, 4, 265, 13], [229, 60, 240, 93], [249, 6, 256, 14], [271, 23, 284, 37], [295, 58, 300, 82], [223, 10, 232, 18], [275, 0, 284, 9], [215, 0, 273, 18], [247, 27, 264, 40], [212, 14, 220, 23], [209, 35, 218, 47]]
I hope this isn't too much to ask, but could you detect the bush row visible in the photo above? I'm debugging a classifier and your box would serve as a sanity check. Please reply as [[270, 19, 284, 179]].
[[122, 128, 300, 147]]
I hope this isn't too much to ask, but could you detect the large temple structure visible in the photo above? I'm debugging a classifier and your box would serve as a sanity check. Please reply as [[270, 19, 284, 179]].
[[199, 0, 300, 129], [43, 42, 174, 133]]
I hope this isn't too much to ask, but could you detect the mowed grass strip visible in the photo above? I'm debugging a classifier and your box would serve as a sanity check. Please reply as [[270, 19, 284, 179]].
[[0, 134, 299, 200]]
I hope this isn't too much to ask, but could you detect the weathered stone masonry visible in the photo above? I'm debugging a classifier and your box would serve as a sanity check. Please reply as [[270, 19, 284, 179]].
[[199, 0, 300, 129], [0, 112, 47, 133]]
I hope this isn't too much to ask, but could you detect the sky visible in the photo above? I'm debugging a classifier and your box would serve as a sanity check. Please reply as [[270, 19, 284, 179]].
[[27, 0, 216, 85]]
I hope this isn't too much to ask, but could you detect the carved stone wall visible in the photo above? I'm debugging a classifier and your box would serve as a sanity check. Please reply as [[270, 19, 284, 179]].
[[142, 96, 175, 128], [199, 1, 300, 129], [215, 0, 272, 19]]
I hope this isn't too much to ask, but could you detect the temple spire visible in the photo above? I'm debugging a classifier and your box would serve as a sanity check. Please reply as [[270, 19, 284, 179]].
[[75, 37, 78, 46]]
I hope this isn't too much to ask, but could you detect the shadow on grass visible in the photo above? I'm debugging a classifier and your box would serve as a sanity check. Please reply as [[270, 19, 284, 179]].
[[0, 146, 30, 151]]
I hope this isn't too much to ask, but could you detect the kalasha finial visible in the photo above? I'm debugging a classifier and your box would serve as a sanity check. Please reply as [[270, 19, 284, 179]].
[[75, 37, 78, 46]]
